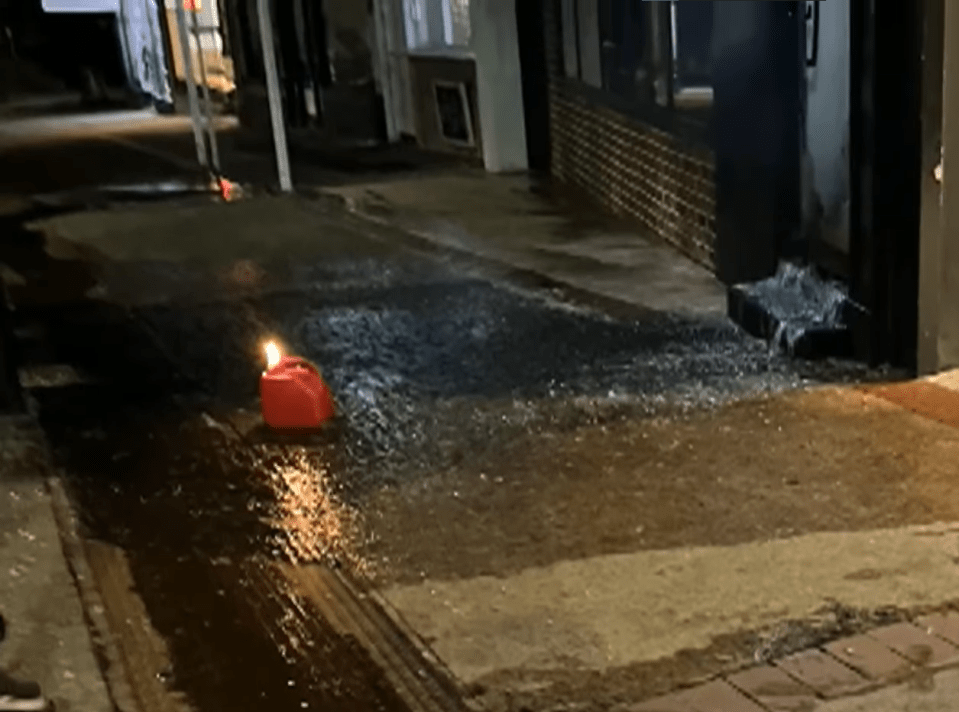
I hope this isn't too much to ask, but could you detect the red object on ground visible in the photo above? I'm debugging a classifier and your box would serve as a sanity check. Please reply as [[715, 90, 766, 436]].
[[260, 356, 335, 429]]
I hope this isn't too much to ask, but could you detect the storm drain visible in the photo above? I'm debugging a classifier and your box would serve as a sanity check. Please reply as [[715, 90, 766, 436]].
[[255, 559, 467, 712]]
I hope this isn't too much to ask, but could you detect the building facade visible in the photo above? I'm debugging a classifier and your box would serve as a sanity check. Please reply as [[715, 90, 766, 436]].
[[371, 0, 830, 276], [39, 0, 175, 106], [217, 0, 953, 375], [544, 0, 717, 269]]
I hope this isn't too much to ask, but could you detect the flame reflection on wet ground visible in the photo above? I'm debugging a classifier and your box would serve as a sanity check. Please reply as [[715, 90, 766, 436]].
[[259, 447, 369, 574]]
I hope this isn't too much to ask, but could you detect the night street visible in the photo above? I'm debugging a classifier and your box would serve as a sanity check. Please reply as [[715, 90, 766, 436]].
[[3, 0, 959, 703], [1, 114, 823, 711], [5, 107, 959, 712]]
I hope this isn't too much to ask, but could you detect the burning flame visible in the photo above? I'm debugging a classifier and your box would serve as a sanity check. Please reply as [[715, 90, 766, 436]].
[[264, 341, 281, 370]]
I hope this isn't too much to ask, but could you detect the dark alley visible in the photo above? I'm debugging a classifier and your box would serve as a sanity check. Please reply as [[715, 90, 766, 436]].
[[2, 1, 959, 712]]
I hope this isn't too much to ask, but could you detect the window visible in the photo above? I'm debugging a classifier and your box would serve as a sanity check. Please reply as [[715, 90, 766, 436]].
[[404, 0, 470, 51], [562, 0, 713, 115], [598, 0, 648, 100], [670, 0, 713, 108], [404, 0, 431, 49], [562, 0, 601, 87], [443, 0, 470, 47]]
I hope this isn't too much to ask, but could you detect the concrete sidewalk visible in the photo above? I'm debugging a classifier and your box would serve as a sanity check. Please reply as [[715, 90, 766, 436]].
[[321, 172, 727, 317], [0, 417, 113, 712]]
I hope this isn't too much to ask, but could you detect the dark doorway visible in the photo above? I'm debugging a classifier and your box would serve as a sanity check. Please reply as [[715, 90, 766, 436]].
[[274, 0, 306, 126], [23, 12, 126, 90], [304, 0, 332, 89], [232, 0, 261, 81], [516, 0, 551, 173]]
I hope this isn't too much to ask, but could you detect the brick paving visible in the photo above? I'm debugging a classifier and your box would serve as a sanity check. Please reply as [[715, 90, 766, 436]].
[[773, 649, 872, 699], [629, 680, 768, 712], [917, 612, 959, 647], [867, 622, 959, 668], [823, 634, 914, 684], [726, 665, 818, 711], [632, 620, 959, 710]]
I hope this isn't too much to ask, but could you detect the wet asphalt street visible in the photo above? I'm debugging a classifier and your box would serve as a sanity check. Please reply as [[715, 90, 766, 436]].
[[0, 117, 895, 711]]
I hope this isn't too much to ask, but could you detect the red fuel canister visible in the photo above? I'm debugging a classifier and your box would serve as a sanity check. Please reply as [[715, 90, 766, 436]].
[[260, 355, 335, 430]]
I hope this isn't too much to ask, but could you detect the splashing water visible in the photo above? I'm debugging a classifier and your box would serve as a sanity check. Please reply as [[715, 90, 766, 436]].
[[740, 261, 863, 355]]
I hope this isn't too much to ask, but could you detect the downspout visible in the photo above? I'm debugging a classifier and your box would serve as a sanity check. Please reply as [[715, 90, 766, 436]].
[[257, 0, 293, 191], [189, 8, 221, 171]]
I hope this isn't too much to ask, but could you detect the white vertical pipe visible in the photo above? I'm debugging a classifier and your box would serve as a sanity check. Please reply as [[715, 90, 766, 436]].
[[470, 0, 527, 171], [175, 0, 208, 168], [257, 0, 293, 192], [190, 10, 221, 172]]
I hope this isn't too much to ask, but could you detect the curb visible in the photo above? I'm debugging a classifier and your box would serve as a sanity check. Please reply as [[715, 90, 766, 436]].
[[858, 368, 959, 430], [47, 476, 140, 712], [922, 367, 959, 389], [347, 573, 472, 708]]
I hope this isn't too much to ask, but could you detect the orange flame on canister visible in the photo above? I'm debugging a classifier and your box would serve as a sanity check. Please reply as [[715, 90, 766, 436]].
[[264, 341, 282, 371]]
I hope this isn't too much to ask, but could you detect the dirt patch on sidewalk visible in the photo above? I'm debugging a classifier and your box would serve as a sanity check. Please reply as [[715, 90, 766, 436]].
[[364, 386, 959, 586]]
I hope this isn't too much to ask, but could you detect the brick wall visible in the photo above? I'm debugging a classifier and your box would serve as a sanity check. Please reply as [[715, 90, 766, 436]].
[[542, 0, 718, 270]]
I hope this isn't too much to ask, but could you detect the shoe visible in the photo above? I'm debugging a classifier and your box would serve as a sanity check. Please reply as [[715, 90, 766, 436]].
[[0, 670, 48, 711]]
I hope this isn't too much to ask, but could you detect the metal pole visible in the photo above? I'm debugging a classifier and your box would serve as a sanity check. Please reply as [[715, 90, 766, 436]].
[[189, 11, 221, 172], [257, 0, 293, 192], [175, 0, 208, 169], [372, 0, 397, 140]]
